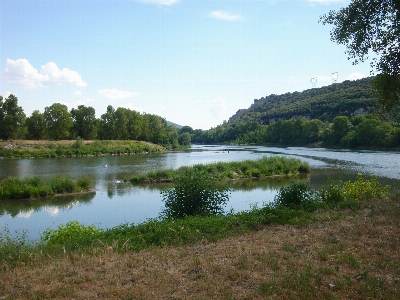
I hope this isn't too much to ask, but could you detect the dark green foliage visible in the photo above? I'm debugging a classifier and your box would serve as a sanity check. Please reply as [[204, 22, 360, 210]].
[[229, 77, 377, 125], [44, 103, 73, 140], [160, 168, 230, 219], [0, 94, 26, 140], [273, 182, 321, 211], [320, 1, 400, 113]]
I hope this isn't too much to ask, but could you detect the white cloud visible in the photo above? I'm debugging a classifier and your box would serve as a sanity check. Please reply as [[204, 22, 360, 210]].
[[119, 103, 144, 113], [210, 11, 242, 21], [16, 209, 34, 219], [98, 88, 139, 100], [209, 98, 227, 119], [346, 72, 366, 81], [2, 58, 87, 88], [138, 0, 179, 6]]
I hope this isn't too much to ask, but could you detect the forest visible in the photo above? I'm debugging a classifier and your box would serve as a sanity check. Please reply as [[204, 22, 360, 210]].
[[0, 95, 191, 149], [191, 77, 400, 148]]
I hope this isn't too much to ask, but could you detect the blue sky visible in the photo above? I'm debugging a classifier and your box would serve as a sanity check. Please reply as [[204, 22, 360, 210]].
[[1, 0, 371, 130]]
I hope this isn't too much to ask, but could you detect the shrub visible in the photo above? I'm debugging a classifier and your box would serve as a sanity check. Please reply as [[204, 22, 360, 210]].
[[273, 182, 320, 211], [160, 169, 231, 219], [41, 220, 102, 245], [321, 174, 390, 208], [48, 175, 76, 193], [76, 175, 92, 190]]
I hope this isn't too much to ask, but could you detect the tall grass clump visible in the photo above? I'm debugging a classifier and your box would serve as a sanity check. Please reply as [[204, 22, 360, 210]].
[[0, 227, 34, 268], [131, 156, 310, 183], [0, 175, 93, 200]]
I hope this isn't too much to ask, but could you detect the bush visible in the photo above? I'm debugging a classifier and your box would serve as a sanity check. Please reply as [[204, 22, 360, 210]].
[[273, 182, 320, 211], [321, 174, 390, 208], [76, 175, 92, 190], [160, 169, 231, 219], [41, 220, 102, 246], [49, 175, 75, 193]]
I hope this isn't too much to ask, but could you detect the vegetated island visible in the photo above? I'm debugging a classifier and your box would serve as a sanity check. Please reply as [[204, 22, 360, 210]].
[[0, 175, 94, 200], [130, 156, 311, 183], [0, 139, 165, 159]]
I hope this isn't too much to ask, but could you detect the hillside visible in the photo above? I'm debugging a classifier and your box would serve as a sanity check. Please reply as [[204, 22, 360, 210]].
[[229, 77, 378, 124]]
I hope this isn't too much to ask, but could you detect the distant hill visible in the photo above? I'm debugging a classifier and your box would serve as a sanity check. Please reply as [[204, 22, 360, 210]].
[[229, 77, 378, 124], [166, 120, 182, 129]]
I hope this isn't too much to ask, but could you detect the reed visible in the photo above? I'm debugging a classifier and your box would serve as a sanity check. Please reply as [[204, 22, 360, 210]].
[[0, 175, 93, 200], [130, 156, 311, 183]]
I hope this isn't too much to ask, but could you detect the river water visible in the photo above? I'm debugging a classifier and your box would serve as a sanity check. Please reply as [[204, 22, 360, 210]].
[[1, 145, 399, 240]]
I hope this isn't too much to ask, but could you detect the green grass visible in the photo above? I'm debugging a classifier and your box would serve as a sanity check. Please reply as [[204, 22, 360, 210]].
[[0, 140, 164, 159], [0, 175, 93, 200], [0, 174, 391, 268], [130, 156, 311, 183]]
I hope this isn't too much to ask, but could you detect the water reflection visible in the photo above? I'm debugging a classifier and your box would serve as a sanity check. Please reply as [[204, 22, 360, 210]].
[[1, 145, 399, 240], [0, 193, 95, 218]]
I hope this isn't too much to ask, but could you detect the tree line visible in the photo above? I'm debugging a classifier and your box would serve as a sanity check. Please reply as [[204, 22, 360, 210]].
[[190, 114, 400, 149], [0, 94, 191, 148]]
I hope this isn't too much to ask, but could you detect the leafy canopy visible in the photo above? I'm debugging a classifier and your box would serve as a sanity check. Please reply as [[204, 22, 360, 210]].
[[320, 0, 400, 112]]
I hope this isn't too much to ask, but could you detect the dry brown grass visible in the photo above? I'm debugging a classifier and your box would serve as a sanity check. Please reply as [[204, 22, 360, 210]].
[[1, 197, 400, 299]]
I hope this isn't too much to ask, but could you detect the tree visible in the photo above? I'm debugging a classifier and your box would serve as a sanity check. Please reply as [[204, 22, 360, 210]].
[[178, 132, 191, 146], [330, 116, 353, 145], [126, 109, 142, 140], [160, 168, 230, 219], [70, 105, 98, 140], [0, 94, 26, 140], [114, 107, 129, 139], [26, 110, 46, 140], [320, 0, 400, 111], [44, 103, 73, 140], [98, 105, 116, 140]]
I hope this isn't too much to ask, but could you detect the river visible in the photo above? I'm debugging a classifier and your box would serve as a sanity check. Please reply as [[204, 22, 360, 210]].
[[1, 145, 399, 240]]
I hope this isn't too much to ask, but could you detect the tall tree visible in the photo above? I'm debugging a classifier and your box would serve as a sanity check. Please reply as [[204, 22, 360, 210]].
[[70, 105, 98, 140], [98, 105, 116, 140], [44, 103, 73, 140], [0, 94, 26, 140], [26, 110, 46, 140], [320, 0, 400, 111], [114, 107, 129, 139], [126, 109, 142, 140]]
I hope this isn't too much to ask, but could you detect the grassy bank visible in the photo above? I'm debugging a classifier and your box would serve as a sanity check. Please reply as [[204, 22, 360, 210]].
[[0, 139, 164, 159], [0, 175, 93, 200], [1, 175, 398, 299], [130, 156, 311, 183]]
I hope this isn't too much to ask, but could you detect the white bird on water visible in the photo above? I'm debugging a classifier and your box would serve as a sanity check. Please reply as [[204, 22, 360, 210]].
[[104, 164, 108, 167]]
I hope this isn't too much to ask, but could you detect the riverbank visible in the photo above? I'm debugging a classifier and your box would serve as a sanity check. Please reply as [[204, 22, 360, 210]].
[[0, 139, 165, 159], [0, 193, 399, 299], [0, 176, 397, 299]]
